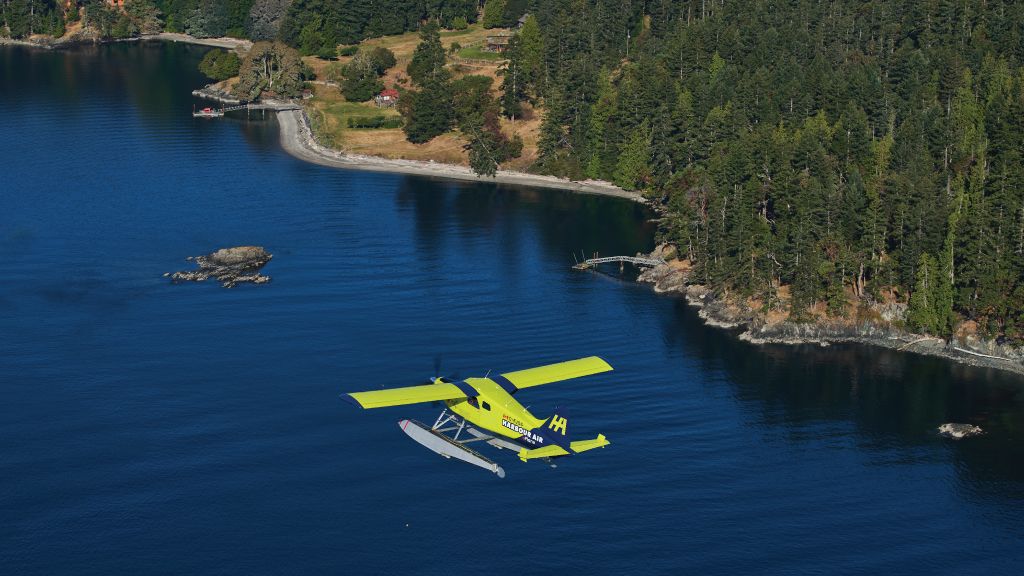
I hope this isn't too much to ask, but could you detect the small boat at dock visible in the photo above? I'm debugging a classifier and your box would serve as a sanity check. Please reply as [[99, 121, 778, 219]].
[[192, 106, 224, 118]]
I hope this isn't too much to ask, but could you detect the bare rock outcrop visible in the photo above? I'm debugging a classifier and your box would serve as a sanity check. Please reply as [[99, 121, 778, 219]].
[[637, 264, 688, 293], [637, 243, 691, 293], [166, 246, 272, 288], [938, 423, 984, 439]]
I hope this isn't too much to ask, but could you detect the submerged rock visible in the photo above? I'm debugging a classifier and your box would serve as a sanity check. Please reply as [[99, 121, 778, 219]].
[[168, 246, 272, 288], [937, 423, 984, 439]]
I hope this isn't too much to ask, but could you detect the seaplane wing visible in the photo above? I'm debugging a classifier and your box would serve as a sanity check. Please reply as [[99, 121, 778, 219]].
[[344, 382, 476, 409], [498, 356, 613, 391]]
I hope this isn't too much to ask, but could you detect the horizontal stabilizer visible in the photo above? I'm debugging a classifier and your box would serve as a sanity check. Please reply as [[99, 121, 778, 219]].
[[500, 356, 613, 391], [517, 445, 570, 462], [570, 434, 610, 454], [345, 382, 475, 409]]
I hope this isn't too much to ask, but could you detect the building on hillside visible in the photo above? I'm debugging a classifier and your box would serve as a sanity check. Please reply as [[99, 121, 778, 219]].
[[516, 14, 530, 28], [484, 35, 512, 53], [375, 88, 399, 108]]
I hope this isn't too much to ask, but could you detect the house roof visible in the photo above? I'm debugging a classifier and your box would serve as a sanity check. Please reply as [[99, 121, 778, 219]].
[[379, 88, 399, 98]]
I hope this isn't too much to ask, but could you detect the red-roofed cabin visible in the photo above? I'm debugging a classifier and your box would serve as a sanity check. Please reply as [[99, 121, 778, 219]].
[[375, 88, 400, 108]]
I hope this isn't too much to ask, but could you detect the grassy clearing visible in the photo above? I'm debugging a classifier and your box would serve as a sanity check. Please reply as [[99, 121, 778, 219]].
[[440, 28, 480, 38], [456, 46, 506, 61], [301, 22, 536, 169], [306, 85, 402, 144], [319, 99, 399, 118], [306, 83, 470, 164]]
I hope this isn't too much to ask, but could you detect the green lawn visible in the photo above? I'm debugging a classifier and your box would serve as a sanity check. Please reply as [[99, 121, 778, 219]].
[[321, 100, 398, 116], [456, 46, 507, 61]]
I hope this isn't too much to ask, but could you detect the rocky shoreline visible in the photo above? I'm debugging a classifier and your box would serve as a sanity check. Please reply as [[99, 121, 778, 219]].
[[637, 247, 1024, 377], [192, 84, 242, 105], [1, 31, 250, 51]]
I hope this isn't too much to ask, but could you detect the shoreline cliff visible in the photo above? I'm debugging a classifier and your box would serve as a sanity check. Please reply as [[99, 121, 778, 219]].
[[637, 248, 1024, 377]]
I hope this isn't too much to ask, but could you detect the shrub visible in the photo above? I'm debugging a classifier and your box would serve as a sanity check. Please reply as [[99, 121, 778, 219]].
[[347, 116, 404, 129], [198, 49, 241, 81], [367, 47, 397, 74]]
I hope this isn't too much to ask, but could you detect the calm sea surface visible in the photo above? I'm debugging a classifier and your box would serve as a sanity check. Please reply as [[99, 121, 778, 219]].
[[2, 43, 1023, 575]]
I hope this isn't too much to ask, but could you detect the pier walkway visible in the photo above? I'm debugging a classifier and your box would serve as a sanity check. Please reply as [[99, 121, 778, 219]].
[[573, 255, 665, 270], [191, 85, 302, 112]]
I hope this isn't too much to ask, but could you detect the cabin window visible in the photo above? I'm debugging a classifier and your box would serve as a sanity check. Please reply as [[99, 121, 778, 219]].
[[468, 397, 478, 408], [481, 401, 491, 411]]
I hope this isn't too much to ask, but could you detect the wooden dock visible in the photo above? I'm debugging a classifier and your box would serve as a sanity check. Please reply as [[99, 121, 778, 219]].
[[191, 85, 302, 114], [573, 254, 665, 270]]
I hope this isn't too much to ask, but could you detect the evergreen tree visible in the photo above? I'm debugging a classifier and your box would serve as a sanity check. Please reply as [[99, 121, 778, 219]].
[[584, 70, 617, 180], [908, 252, 942, 334], [451, 75, 523, 176], [516, 13, 544, 97], [399, 22, 452, 143], [499, 35, 526, 119], [669, 87, 696, 168], [399, 86, 453, 143], [613, 119, 651, 191], [481, 0, 505, 28], [406, 21, 447, 87]]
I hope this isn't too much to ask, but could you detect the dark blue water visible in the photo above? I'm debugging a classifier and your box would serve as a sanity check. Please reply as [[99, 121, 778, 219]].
[[2, 43, 1024, 575]]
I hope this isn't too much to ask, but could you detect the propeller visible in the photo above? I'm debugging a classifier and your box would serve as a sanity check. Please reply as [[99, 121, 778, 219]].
[[422, 355, 461, 385]]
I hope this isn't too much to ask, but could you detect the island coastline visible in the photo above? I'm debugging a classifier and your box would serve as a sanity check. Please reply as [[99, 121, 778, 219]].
[[273, 105, 1024, 377], [1, 31, 251, 52], [275, 109, 647, 202], [637, 263, 1024, 377]]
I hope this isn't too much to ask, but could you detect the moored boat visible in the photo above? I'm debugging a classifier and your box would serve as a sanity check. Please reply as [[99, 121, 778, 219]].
[[192, 106, 224, 118]]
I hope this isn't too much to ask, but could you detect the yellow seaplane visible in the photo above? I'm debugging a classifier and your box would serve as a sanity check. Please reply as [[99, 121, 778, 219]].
[[343, 356, 613, 478]]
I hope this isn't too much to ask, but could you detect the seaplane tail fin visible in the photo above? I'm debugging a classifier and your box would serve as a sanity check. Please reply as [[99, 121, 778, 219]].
[[517, 445, 570, 462], [532, 406, 577, 451], [570, 434, 610, 454]]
